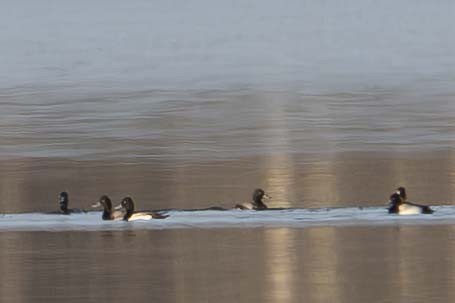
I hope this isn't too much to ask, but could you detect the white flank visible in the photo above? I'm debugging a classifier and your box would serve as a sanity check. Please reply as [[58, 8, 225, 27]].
[[129, 213, 153, 221], [398, 204, 421, 215]]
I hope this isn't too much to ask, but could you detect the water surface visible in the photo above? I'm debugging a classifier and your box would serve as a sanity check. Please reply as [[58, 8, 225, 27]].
[[2, 227, 455, 303], [1, 0, 455, 302]]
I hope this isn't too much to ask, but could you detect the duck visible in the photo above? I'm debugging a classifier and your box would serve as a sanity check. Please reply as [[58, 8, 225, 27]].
[[396, 186, 433, 212], [57, 192, 85, 214], [114, 197, 169, 221], [234, 188, 270, 210], [388, 191, 433, 215], [91, 195, 125, 220]]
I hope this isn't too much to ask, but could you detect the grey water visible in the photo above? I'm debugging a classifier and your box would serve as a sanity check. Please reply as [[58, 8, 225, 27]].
[[1, 0, 455, 302]]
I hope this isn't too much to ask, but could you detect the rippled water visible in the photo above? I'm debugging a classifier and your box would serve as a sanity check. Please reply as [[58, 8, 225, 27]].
[[1, 0, 455, 302], [2, 87, 454, 161], [3, 227, 455, 303], [1, 1, 455, 161]]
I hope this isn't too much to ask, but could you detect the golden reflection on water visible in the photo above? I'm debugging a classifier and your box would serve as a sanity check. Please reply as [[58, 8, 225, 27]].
[[261, 95, 295, 208], [302, 228, 341, 302], [301, 159, 339, 207], [264, 228, 297, 302], [262, 154, 296, 207], [396, 227, 419, 300], [260, 124, 299, 301]]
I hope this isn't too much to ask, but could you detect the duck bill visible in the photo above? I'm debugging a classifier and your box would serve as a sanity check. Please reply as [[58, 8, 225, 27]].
[[114, 204, 122, 210], [263, 194, 271, 200], [91, 201, 102, 208]]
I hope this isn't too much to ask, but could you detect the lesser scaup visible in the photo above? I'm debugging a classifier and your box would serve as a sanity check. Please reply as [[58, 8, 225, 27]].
[[388, 191, 433, 215], [51, 192, 85, 215], [91, 195, 125, 220], [114, 197, 169, 221], [234, 188, 270, 210]]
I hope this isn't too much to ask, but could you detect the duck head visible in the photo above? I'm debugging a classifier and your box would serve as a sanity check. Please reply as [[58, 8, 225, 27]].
[[92, 195, 112, 210], [59, 192, 69, 213], [92, 195, 114, 220], [252, 188, 270, 207], [115, 197, 135, 220]]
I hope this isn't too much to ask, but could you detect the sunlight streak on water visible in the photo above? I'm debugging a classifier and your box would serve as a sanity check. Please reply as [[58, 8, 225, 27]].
[[304, 228, 341, 302], [264, 228, 297, 302]]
